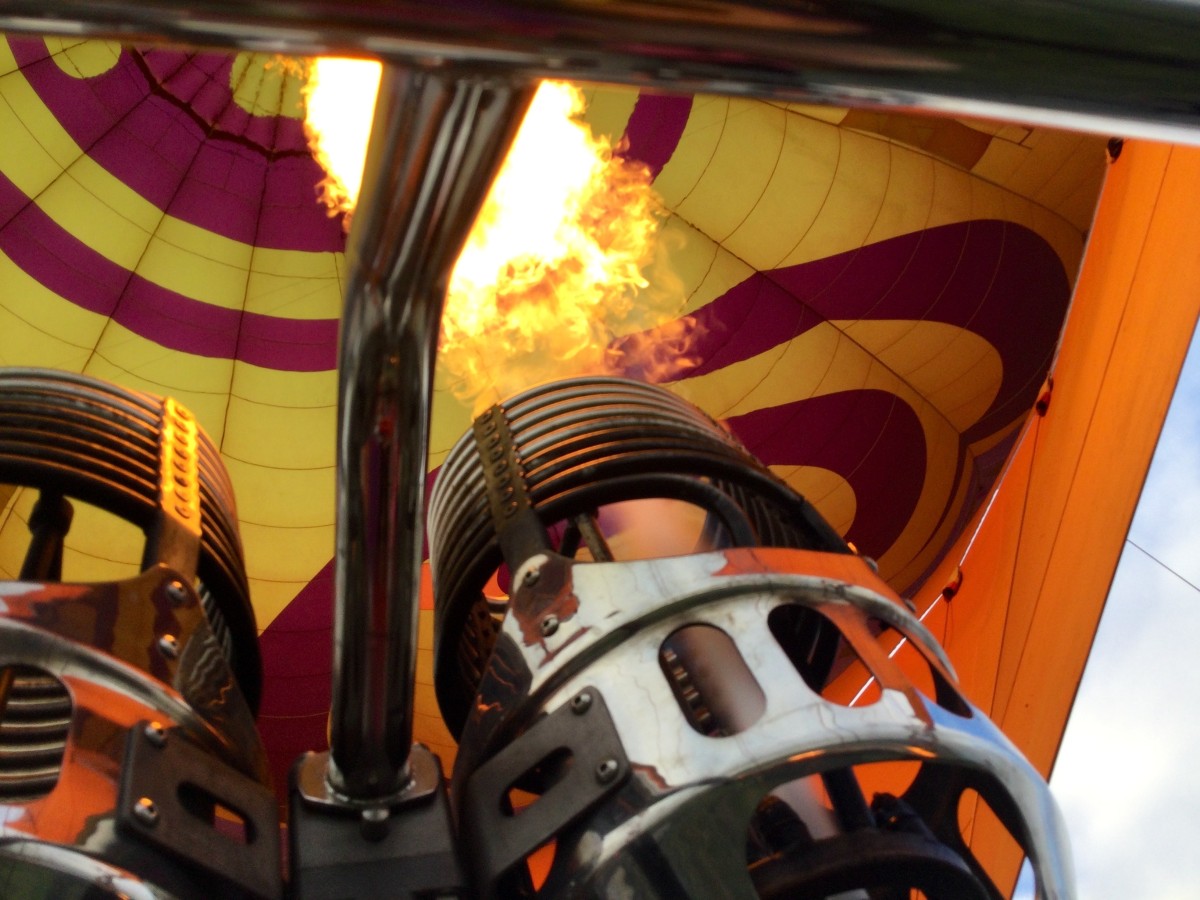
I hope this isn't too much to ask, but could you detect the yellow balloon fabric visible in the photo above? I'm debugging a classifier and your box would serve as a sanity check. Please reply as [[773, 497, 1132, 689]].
[[0, 37, 1110, 798]]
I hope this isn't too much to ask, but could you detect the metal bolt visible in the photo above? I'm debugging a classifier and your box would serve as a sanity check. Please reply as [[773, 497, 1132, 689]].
[[595, 758, 620, 785], [157, 634, 180, 659], [540, 615, 559, 637], [360, 806, 389, 842], [143, 721, 167, 747], [132, 796, 158, 827], [523, 568, 540, 587], [571, 692, 592, 715], [164, 580, 188, 606]]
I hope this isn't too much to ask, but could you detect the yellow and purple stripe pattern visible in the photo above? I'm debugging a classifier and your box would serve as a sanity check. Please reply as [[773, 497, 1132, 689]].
[[0, 37, 1107, 790]]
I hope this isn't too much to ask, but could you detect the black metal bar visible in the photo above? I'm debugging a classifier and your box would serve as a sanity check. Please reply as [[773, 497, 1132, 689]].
[[19, 492, 72, 582]]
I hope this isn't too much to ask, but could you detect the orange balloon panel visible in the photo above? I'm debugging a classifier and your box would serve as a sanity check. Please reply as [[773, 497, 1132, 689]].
[[893, 141, 1200, 892], [0, 36, 1111, 802]]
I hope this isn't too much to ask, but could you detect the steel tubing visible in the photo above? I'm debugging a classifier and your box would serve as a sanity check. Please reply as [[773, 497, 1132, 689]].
[[4, 2, 1200, 143], [327, 63, 531, 802]]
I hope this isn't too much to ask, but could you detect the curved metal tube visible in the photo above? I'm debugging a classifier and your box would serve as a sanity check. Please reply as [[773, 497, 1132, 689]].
[[328, 63, 531, 802], [4, 1, 1200, 143]]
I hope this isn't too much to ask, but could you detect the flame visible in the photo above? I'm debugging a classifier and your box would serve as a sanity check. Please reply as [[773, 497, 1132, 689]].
[[302, 57, 382, 220], [303, 67, 696, 402], [443, 81, 696, 408]]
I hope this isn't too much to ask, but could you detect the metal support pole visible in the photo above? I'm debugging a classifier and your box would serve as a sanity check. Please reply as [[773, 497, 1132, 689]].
[[6, 2, 1200, 144], [321, 63, 531, 804]]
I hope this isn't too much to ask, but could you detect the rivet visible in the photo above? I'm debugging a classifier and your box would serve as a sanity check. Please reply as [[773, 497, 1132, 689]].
[[132, 796, 159, 827], [571, 692, 592, 715], [158, 635, 180, 659], [143, 721, 167, 747], [540, 615, 558, 637], [165, 580, 188, 606], [523, 568, 540, 587], [595, 758, 619, 785]]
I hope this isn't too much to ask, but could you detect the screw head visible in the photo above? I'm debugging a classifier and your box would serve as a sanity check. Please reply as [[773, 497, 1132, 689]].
[[571, 692, 592, 715], [595, 758, 620, 785], [164, 580, 188, 606], [132, 796, 159, 827], [540, 615, 559, 637], [143, 721, 167, 747], [157, 635, 180, 659]]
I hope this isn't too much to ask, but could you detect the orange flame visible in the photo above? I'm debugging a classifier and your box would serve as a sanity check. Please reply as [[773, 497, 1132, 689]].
[[303, 69, 696, 403], [443, 81, 696, 408], [302, 57, 382, 221]]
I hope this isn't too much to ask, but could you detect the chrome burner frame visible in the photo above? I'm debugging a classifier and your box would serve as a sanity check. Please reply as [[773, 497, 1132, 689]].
[[1, 3, 1197, 895]]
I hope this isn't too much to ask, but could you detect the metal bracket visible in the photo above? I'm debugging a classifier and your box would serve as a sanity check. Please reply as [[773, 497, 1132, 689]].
[[144, 396, 202, 580], [293, 743, 440, 813], [473, 402, 551, 567], [288, 744, 466, 900], [461, 687, 630, 888], [118, 720, 282, 900]]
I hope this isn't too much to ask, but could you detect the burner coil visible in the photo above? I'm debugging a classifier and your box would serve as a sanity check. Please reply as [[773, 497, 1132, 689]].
[[428, 376, 849, 736], [0, 367, 260, 710]]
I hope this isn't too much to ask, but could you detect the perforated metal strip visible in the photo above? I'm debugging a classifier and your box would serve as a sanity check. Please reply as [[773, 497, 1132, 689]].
[[144, 397, 202, 580]]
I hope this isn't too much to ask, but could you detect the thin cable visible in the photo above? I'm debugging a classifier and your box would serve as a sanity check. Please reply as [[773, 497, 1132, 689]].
[[847, 414, 1043, 709], [847, 595, 943, 707], [989, 151, 1174, 731], [984, 418, 1041, 717], [1126, 538, 1200, 595]]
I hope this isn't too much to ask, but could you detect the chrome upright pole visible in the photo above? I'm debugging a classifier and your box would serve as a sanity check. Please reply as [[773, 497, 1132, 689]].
[[323, 63, 531, 804]]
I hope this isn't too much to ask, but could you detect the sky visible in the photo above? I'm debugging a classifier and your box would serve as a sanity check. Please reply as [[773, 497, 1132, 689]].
[[1013, 327, 1200, 898]]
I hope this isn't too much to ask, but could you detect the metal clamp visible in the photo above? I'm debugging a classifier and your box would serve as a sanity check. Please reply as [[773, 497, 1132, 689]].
[[118, 720, 282, 900], [461, 687, 629, 891]]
